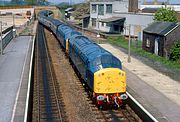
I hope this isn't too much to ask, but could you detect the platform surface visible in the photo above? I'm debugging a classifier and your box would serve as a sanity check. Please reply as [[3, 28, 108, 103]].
[[99, 43, 180, 122], [0, 36, 32, 122]]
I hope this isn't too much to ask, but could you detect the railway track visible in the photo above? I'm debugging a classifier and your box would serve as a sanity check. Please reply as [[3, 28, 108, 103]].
[[41, 26, 142, 122], [32, 23, 66, 122]]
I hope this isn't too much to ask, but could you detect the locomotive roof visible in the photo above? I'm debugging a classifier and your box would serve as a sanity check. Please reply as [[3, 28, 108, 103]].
[[69, 35, 122, 72]]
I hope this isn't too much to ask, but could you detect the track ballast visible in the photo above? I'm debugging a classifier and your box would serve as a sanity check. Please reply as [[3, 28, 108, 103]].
[[32, 23, 66, 122]]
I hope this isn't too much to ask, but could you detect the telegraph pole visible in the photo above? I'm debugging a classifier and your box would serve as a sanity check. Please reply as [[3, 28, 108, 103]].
[[128, 24, 131, 63]]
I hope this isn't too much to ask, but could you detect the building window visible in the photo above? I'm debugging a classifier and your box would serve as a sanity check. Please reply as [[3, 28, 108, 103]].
[[146, 38, 150, 47], [106, 4, 112, 14], [92, 18, 96, 27], [98, 4, 104, 15], [92, 4, 97, 13]]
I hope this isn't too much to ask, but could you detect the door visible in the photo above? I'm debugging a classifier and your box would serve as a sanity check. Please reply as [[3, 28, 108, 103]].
[[154, 38, 159, 55]]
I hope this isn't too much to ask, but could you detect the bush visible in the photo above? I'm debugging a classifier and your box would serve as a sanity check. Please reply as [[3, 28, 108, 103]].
[[170, 40, 180, 63], [154, 7, 178, 22]]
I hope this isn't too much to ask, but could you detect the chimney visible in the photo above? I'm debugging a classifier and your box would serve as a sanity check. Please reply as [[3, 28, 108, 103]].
[[128, 0, 138, 13]]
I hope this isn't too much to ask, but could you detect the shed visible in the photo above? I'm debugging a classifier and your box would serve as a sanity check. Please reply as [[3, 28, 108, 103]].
[[99, 17, 126, 33], [77, 14, 90, 28], [142, 21, 180, 58]]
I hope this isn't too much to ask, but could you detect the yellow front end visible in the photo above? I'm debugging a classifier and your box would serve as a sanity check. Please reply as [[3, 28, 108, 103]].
[[94, 68, 126, 94]]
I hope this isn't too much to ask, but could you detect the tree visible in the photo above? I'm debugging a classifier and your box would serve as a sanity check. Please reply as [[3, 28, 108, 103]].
[[154, 7, 178, 22], [170, 40, 180, 63]]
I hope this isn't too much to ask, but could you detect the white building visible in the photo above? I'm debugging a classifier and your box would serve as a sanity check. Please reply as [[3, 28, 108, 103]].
[[89, 0, 154, 39], [90, 0, 130, 33]]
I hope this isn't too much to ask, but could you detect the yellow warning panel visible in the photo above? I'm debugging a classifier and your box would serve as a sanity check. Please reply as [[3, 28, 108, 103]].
[[94, 68, 126, 94]]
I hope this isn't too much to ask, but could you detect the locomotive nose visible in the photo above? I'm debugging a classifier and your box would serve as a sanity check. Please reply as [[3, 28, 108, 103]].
[[94, 68, 126, 94]]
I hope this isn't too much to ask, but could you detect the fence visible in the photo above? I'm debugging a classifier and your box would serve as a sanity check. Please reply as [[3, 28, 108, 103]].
[[0, 26, 13, 54], [2, 28, 13, 49]]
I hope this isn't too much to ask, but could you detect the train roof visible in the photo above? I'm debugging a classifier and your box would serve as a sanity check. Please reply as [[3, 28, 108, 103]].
[[38, 10, 53, 17], [58, 24, 74, 39], [69, 36, 122, 72], [66, 31, 82, 40], [51, 19, 63, 26]]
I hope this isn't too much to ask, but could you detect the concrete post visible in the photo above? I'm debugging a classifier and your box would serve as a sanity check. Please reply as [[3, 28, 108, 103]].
[[128, 24, 131, 63]]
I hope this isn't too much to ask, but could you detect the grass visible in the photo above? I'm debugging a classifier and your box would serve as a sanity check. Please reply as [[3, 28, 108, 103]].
[[59, 9, 65, 20], [106, 36, 180, 72], [19, 27, 30, 35]]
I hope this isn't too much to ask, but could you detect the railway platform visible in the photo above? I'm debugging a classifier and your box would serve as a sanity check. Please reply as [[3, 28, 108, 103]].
[[0, 36, 32, 122], [99, 43, 180, 122], [0, 21, 37, 122]]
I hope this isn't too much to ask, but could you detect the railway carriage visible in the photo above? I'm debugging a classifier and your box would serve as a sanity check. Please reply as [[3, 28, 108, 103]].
[[49, 19, 62, 34], [57, 25, 73, 49]]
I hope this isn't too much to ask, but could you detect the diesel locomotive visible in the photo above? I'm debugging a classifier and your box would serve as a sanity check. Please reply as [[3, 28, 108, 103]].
[[38, 10, 128, 108]]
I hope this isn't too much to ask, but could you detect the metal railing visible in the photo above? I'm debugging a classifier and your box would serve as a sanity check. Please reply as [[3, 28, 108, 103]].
[[0, 25, 13, 55]]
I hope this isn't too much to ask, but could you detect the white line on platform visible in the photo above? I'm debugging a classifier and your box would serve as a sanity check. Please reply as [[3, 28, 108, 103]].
[[23, 35, 35, 122], [126, 92, 158, 122]]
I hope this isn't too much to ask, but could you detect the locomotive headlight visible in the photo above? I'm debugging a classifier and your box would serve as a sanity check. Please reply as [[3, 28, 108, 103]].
[[97, 95, 104, 101], [120, 94, 128, 100]]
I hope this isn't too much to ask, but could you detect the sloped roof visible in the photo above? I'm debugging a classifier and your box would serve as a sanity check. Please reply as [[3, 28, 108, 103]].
[[77, 14, 90, 19], [143, 21, 179, 36], [99, 17, 125, 23], [142, 7, 159, 13], [65, 8, 74, 12]]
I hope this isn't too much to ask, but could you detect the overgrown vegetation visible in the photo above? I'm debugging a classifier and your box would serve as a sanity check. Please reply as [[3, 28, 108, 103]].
[[19, 27, 31, 35], [58, 2, 90, 20], [72, 2, 90, 19], [154, 7, 178, 22], [170, 40, 180, 63], [106, 37, 180, 72]]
